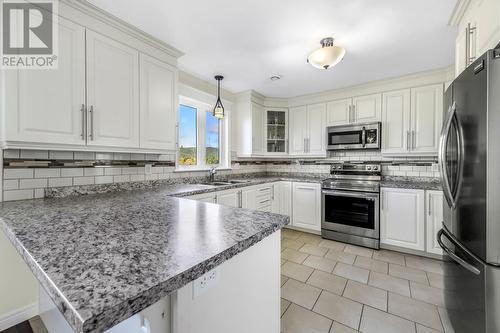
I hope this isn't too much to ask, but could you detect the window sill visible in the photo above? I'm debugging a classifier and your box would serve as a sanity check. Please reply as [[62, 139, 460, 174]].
[[173, 167, 232, 173]]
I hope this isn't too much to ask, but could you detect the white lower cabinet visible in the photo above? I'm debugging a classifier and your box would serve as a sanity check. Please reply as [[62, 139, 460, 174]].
[[426, 190, 444, 255], [291, 182, 321, 232], [216, 189, 240, 207], [381, 187, 444, 255], [381, 188, 425, 251], [241, 187, 257, 209], [272, 182, 292, 217], [188, 193, 216, 203]]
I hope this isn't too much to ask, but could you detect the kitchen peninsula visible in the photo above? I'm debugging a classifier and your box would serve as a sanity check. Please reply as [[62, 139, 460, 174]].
[[0, 185, 288, 333]]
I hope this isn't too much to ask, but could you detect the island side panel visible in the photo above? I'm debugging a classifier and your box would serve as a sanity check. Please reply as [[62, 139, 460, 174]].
[[171, 230, 281, 333]]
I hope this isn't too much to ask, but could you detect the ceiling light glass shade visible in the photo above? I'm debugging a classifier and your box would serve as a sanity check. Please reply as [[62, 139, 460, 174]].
[[307, 37, 346, 70]]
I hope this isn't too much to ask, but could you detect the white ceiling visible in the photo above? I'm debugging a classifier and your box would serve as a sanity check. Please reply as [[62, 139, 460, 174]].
[[87, 0, 458, 98]]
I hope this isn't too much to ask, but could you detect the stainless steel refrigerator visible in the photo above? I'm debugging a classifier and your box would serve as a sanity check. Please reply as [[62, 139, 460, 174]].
[[438, 45, 500, 333]]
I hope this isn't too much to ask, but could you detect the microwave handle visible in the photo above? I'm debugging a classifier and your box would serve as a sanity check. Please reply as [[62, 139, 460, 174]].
[[362, 126, 366, 147]]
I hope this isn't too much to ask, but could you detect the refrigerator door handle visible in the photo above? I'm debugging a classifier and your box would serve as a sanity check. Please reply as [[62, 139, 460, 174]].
[[437, 224, 481, 275]]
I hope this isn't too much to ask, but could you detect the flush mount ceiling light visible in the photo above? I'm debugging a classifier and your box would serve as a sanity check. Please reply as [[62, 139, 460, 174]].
[[307, 37, 346, 70], [270, 74, 282, 81], [213, 75, 224, 119]]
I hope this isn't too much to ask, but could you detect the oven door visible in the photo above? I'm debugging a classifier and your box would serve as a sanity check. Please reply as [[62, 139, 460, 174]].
[[321, 189, 379, 239]]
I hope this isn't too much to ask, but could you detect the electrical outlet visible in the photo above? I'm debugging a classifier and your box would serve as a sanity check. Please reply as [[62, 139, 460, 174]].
[[431, 163, 439, 172], [193, 268, 219, 299], [145, 164, 152, 175]]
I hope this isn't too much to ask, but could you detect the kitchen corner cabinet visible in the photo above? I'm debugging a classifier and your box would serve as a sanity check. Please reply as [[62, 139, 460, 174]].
[[289, 104, 326, 157], [381, 188, 425, 251], [265, 109, 288, 155], [326, 94, 381, 127], [292, 182, 321, 232], [426, 191, 444, 255], [381, 84, 443, 156]]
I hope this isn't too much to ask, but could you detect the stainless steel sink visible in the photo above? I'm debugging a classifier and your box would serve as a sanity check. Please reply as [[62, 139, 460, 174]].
[[201, 181, 232, 186], [228, 179, 252, 184]]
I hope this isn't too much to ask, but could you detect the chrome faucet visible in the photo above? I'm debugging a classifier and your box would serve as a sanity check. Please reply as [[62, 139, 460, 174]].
[[209, 166, 217, 183]]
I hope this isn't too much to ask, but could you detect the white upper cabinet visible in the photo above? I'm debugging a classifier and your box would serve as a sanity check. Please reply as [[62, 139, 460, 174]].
[[289, 104, 325, 156], [382, 89, 411, 154], [326, 99, 351, 126], [410, 84, 443, 154], [252, 103, 265, 155], [380, 187, 425, 251], [139, 54, 177, 151], [289, 106, 307, 155], [307, 103, 327, 155], [382, 84, 443, 155], [352, 93, 382, 123], [265, 109, 288, 155], [4, 17, 86, 146], [86, 30, 140, 148]]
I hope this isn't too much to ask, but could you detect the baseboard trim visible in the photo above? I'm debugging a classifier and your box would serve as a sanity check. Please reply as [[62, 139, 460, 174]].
[[0, 302, 39, 331]]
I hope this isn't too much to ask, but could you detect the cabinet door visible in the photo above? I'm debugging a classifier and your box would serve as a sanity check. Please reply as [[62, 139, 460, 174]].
[[380, 188, 425, 251], [4, 17, 86, 146], [86, 30, 140, 148], [292, 182, 321, 231], [271, 183, 280, 214], [216, 190, 239, 207], [326, 99, 351, 126], [190, 194, 216, 203], [306, 103, 327, 156], [252, 104, 265, 155], [381, 90, 411, 155], [289, 106, 307, 155], [241, 187, 257, 210], [426, 191, 444, 255], [279, 182, 292, 218], [139, 54, 177, 150], [265, 109, 288, 155], [352, 94, 382, 123], [410, 84, 443, 154]]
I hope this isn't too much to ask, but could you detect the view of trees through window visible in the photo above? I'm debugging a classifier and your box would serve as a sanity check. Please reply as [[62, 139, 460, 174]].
[[178, 104, 220, 166]]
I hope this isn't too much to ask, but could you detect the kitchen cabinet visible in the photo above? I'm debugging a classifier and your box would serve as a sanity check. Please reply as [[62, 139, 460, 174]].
[[452, 0, 500, 76], [291, 182, 321, 232], [426, 191, 444, 255], [189, 193, 216, 203], [86, 30, 140, 148], [216, 189, 240, 207], [139, 54, 177, 150], [381, 84, 443, 155], [380, 188, 425, 251], [289, 104, 326, 157], [252, 103, 265, 155], [272, 182, 292, 217], [265, 109, 288, 155], [326, 94, 381, 127], [241, 186, 257, 209], [4, 17, 86, 146]]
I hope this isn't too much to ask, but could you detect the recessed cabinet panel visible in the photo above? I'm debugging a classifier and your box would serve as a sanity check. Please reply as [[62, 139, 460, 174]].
[[216, 190, 239, 207], [352, 94, 382, 123], [307, 103, 326, 156], [289, 106, 307, 155], [252, 104, 265, 155], [326, 99, 351, 126], [5, 17, 86, 145], [86, 30, 140, 148], [140, 54, 177, 150], [381, 90, 411, 154], [426, 191, 444, 255], [292, 182, 321, 231]]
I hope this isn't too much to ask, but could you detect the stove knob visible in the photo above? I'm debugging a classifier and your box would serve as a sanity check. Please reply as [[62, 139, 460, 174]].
[[373, 166, 379, 171], [367, 166, 372, 170]]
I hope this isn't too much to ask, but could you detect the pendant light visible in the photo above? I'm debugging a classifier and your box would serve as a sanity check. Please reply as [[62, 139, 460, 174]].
[[307, 37, 346, 70], [213, 75, 224, 119]]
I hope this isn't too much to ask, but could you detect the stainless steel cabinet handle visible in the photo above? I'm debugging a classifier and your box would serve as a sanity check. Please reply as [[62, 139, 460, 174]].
[[88, 105, 94, 140], [465, 23, 477, 67], [437, 225, 481, 275], [80, 104, 86, 140]]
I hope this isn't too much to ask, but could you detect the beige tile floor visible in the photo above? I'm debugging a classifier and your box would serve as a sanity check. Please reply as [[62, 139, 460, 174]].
[[280, 229, 455, 333]]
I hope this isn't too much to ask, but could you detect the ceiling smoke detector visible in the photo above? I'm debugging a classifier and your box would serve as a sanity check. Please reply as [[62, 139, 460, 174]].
[[270, 74, 282, 81]]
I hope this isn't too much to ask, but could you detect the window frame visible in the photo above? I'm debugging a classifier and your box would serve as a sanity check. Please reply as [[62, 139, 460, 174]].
[[176, 96, 229, 171]]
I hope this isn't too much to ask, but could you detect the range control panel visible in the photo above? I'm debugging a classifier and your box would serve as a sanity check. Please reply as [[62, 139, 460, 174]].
[[330, 163, 381, 173]]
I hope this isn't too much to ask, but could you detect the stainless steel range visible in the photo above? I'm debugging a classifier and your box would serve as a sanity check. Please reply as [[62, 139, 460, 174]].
[[321, 163, 381, 249]]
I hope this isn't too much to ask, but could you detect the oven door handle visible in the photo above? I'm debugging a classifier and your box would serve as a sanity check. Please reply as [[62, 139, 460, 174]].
[[322, 189, 379, 200]]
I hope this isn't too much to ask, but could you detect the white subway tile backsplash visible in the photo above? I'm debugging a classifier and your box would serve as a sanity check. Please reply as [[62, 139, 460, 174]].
[[34, 188, 45, 199], [130, 153, 146, 161], [49, 151, 74, 160], [48, 178, 73, 187], [113, 175, 130, 183], [73, 177, 95, 185], [130, 174, 145, 182], [95, 152, 114, 160], [3, 190, 33, 201], [4, 168, 34, 179], [151, 167, 164, 174], [84, 168, 104, 176], [74, 152, 95, 160], [3, 149, 20, 159], [95, 176, 114, 184], [145, 174, 159, 181], [121, 167, 138, 175], [61, 168, 84, 177], [35, 168, 60, 178], [20, 178, 47, 189], [113, 153, 131, 160], [3, 179, 19, 190], [20, 150, 49, 159]]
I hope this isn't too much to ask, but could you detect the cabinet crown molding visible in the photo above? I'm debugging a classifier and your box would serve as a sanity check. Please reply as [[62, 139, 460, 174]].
[[448, 0, 472, 26]]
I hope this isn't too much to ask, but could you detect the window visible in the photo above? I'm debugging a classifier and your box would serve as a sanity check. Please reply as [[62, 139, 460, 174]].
[[177, 98, 228, 169]]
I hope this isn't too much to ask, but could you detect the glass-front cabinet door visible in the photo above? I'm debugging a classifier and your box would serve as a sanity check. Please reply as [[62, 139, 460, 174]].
[[265, 109, 288, 154]]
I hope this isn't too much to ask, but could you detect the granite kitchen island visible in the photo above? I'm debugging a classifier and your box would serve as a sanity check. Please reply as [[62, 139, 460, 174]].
[[0, 187, 288, 333]]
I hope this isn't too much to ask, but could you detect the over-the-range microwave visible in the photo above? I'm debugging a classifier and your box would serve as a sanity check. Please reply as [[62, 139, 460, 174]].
[[326, 122, 381, 151]]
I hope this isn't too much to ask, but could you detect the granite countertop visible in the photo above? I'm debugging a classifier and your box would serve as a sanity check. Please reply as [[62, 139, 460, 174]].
[[0, 189, 289, 333], [381, 177, 442, 191]]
